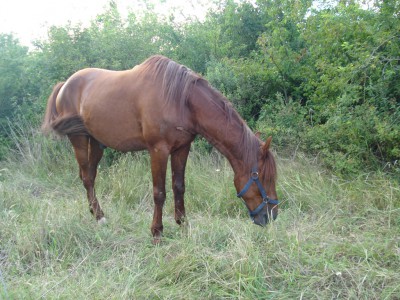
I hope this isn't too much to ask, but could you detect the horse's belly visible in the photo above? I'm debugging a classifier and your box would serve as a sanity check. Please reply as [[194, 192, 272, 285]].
[[96, 133, 147, 152], [113, 138, 147, 152], [85, 118, 147, 152]]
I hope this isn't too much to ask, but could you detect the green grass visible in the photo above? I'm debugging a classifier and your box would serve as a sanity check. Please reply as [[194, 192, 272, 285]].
[[0, 130, 399, 299]]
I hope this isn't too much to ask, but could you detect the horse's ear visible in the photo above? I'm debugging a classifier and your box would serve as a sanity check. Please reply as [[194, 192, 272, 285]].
[[262, 136, 273, 157], [255, 131, 261, 139]]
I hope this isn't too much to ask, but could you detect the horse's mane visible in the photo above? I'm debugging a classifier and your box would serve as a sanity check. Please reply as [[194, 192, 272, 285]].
[[138, 55, 201, 110], [138, 55, 276, 182]]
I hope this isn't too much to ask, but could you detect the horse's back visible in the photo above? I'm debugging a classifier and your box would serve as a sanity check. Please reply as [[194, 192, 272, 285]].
[[57, 67, 192, 152]]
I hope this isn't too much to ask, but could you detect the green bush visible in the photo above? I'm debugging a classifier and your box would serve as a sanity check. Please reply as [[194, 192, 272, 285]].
[[306, 104, 399, 175], [257, 92, 308, 152], [206, 57, 282, 128]]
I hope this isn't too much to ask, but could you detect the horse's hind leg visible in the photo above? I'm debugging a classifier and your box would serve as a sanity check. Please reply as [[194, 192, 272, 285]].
[[68, 135, 105, 223], [171, 144, 191, 225]]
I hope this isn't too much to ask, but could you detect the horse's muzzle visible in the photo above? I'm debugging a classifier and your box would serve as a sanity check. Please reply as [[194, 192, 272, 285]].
[[252, 207, 278, 227]]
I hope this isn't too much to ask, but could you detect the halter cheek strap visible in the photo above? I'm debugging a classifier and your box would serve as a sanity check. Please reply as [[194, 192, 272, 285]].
[[237, 167, 279, 217]]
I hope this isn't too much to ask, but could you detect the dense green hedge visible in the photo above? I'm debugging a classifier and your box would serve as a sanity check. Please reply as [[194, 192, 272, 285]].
[[0, 0, 399, 175]]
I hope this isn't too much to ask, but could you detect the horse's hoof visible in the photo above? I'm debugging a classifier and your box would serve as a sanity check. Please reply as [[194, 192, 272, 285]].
[[175, 218, 185, 225], [152, 237, 162, 245], [98, 217, 107, 225]]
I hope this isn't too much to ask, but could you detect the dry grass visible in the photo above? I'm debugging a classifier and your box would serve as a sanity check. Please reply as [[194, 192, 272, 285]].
[[0, 132, 399, 299]]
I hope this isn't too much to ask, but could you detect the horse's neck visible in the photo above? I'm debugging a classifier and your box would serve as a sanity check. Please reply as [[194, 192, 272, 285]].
[[200, 124, 242, 169], [190, 86, 256, 174]]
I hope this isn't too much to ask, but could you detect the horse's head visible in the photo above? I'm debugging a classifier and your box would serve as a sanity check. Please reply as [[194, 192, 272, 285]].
[[235, 136, 279, 226]]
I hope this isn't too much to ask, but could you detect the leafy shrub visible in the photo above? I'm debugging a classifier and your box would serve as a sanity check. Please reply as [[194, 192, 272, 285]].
[[304, 102, 400, 175], [206, 57, 283, 128], [257, 92, 308, 152]]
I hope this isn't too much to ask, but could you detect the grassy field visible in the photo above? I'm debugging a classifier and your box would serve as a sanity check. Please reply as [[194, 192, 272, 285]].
[[0, 129, 399, 299]]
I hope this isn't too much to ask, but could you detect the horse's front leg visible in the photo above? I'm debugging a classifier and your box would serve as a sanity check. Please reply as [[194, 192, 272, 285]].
[[171, 144, 191, 225], [149, 146, 169, 244]]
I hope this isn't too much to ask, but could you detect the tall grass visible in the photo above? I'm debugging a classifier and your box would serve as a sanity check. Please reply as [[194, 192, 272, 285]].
[[0, 127, 399, 299]]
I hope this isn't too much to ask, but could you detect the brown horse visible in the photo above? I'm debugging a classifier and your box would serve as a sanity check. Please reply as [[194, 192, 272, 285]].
[[42, 55, 279, 243]]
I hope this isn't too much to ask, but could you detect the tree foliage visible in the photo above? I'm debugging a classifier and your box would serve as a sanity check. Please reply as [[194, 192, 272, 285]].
[[0, 0, 398, 175], [0, 34, 30, 157]]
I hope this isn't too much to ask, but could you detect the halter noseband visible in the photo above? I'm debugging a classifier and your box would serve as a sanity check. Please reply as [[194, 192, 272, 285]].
[[237, 167, 279, 219]]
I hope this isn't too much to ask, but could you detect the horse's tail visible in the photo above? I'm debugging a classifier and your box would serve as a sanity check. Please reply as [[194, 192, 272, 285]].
[[42, 82, 89, 136]]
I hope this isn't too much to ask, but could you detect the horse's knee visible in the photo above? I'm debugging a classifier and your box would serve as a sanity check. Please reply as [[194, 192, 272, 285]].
[[173, 181, 185, 195], [153, 187, 166, 205]]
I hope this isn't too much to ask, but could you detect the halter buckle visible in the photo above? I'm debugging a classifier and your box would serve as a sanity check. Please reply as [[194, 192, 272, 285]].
[[251, 171, 259, 179]]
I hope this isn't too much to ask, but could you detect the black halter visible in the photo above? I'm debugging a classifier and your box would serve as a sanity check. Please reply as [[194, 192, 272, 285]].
[[237, 167, 279, 219]]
